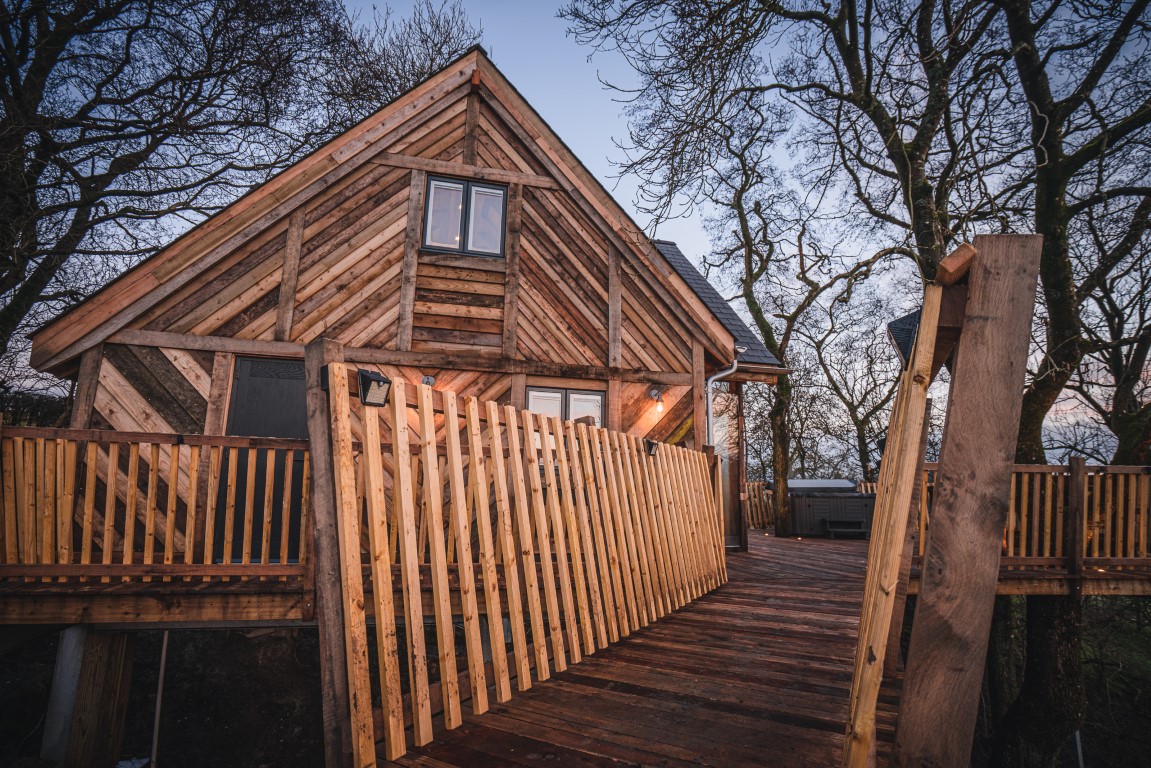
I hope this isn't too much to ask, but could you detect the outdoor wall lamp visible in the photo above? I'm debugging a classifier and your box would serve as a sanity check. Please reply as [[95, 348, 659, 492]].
[[644, 439, 659, 457], [357, 369, 392, 406], [648, 387, 664, 413]]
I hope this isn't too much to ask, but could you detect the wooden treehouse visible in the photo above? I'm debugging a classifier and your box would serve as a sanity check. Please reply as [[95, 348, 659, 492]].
[[2, 47, 786, 767], [4, 47, 1150, 768]]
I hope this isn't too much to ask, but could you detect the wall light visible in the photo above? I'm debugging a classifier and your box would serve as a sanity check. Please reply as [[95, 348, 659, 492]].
[[644, 439, 659, 456], [649, 387, 664, 413], [357, 369, 392, 406]]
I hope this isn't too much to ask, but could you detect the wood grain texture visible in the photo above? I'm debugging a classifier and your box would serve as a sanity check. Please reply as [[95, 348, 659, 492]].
[[893, 235, 1042, 768]]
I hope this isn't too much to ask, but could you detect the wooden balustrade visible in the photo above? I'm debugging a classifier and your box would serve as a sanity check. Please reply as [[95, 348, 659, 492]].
[[0, 427, 311, 582], [746, 481, 774, 529], [325, 369, 726, 762]]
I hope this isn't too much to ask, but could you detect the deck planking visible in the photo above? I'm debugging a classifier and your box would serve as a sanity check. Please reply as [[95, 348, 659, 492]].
[[385, 534, 896, 767]]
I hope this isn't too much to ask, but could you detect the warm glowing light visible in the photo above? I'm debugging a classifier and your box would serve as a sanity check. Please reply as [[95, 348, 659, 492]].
[[656, 399, 664, 413]]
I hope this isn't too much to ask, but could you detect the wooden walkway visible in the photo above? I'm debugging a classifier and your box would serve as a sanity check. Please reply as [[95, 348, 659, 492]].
[[385, 535, 894, 767]]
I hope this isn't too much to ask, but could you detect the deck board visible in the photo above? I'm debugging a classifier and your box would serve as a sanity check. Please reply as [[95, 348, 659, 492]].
[[386, 534, 894, 767]]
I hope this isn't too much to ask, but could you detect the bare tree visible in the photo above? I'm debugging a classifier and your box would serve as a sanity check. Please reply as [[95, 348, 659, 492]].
[[0, 0, 479, 371], [800, 286, 904, 482]]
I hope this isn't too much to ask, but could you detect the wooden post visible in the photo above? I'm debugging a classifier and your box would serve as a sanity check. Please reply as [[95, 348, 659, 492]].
[[69, 345, 103, 429], [1066, 456, 1086, 599], [893, 235, 1042, 768], [885, 398, 933, 678], [274, 208, 305, 342], [304, 338, 352, 768], [40, 624, 87, 763], [65, 632, 133, 768], [501, 183, 524, 358], [397, 170, 426, 352], [692, 339, 706, 449]]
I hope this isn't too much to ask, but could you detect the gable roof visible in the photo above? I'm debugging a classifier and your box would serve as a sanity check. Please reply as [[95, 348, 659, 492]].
[[653, 240, 781, 369], [30, 47, 757, 377]]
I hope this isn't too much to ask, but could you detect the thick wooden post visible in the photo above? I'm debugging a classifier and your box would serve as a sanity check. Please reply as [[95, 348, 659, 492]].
[[304, 339, 353, 768], [1066, 457, 1086, 599], [893, 235, 1042, 767], [65, 631, 133, 768]]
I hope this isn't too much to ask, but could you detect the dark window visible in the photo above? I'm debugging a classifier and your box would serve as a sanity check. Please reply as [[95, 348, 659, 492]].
[[216, 357, 307, 563], [423, 176, 507, 256]]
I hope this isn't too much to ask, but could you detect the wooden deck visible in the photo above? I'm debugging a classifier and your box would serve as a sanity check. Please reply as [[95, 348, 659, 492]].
[[384, 534, 894, 767]]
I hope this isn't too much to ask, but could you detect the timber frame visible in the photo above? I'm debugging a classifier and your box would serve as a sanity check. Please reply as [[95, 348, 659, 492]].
[[29, 46, 780, 520]]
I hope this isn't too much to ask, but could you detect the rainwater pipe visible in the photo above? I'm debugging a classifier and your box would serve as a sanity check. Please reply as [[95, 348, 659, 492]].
[[705, 345, 747, 446]]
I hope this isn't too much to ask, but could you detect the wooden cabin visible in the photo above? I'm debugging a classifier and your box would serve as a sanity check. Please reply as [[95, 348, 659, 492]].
[[28, 45, 782, 542]]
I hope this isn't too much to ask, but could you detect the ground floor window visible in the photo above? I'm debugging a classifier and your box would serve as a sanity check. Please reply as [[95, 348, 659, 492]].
[[526, 387, 604, 427]]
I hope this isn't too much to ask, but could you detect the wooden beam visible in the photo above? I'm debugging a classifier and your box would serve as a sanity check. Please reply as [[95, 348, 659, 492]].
[[843, 285, 942, 767], [607, 245, 621, 368], [106, 323, 700, 386], [502, 183, 524, 357], [304, 338, 353, 768], [692, 340, 706, 449], [884, 397, 933, 678], [510, 373, 526, 410], [935, 243, 977, 286], [69, 346, 103, 428], [369, 153, 558, 190], [397, 170, 426, 352], [275, 209, 305, 342], [893, 235, 1042, 768], [607, 378, 621, 432], [40, 625, 87, 763], [65, 632, 132, 768], [462, 91, 480, 166], [324, 362, 378, 768]]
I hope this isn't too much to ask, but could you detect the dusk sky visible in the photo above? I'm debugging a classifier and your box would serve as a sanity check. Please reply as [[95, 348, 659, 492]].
[[348, 0, 715, 262]]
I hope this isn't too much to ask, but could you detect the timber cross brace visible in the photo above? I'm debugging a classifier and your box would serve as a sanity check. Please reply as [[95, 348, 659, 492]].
[[843, 235, 1043, 767], [303, 341, 729, 768]]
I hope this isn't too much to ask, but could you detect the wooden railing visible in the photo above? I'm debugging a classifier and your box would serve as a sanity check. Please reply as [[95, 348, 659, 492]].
[[320, 366, 727, 762], [746, 481, 774, 528], [0, 427, 311, 582]]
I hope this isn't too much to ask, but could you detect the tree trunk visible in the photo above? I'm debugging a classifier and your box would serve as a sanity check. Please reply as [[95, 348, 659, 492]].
[[991, 596, 1085, 768], [770, 375, 792, 534]]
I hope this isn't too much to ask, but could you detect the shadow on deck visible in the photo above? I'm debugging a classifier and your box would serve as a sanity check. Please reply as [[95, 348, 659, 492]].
[[385, 535, 896, 768]]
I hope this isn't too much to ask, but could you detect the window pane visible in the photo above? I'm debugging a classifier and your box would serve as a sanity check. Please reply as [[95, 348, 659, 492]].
[[527, 390, 564, 419], [568, 392, 604, 427], [467, 186, 505, 254], [425, 181, 463, 249]]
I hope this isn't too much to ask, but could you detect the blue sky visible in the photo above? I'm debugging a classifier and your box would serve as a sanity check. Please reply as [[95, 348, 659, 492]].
[[347, 0, 713, 260]]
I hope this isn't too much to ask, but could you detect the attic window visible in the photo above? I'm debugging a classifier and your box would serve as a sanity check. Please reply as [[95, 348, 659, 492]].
[[424, 177, 506, 256]]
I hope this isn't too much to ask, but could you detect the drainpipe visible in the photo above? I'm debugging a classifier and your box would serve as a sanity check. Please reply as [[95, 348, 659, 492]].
[[705, 345, 747, 446]]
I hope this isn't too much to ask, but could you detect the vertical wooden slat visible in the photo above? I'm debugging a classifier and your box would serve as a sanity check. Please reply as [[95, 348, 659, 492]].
[[80, 442, 98, 569], [16, 438, 32, 565], [600, 428, 642, 628], [278, 451, 294, 569], [486, 401, 531, 689], [202, 446, 221, 580], [122, 443, 140, 576], [222, 447, 239, 567], [58, 440, 76, 570], [416, 383, 462, 729], [299, 451, 311, 567], [1, 437, 16, 564], [184, 445, 200, 580], [390, 380, 433, 745], [443, 391, 488, 713], [362, 405, 405, 761], [575, 423, 618, 644], [647, 444, 686, 609], [142, 443, 160, 582], [618, 432, 657, 619], [260, 448, 276, 568], [537, 414, 581, 665], [589, 426, 632, 635], [633, 437, 674, 613], [1126, 472, 1137, 560], [553, 417, 595, 656], [507, 406, 554, 679], [466, 397, 512, 702], [241, 446, 258, 572], [163, 445, 179, 581], [1043, 474, 1053, 557], [100, 443, 119, 582], [39, 438, 53, 569]]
